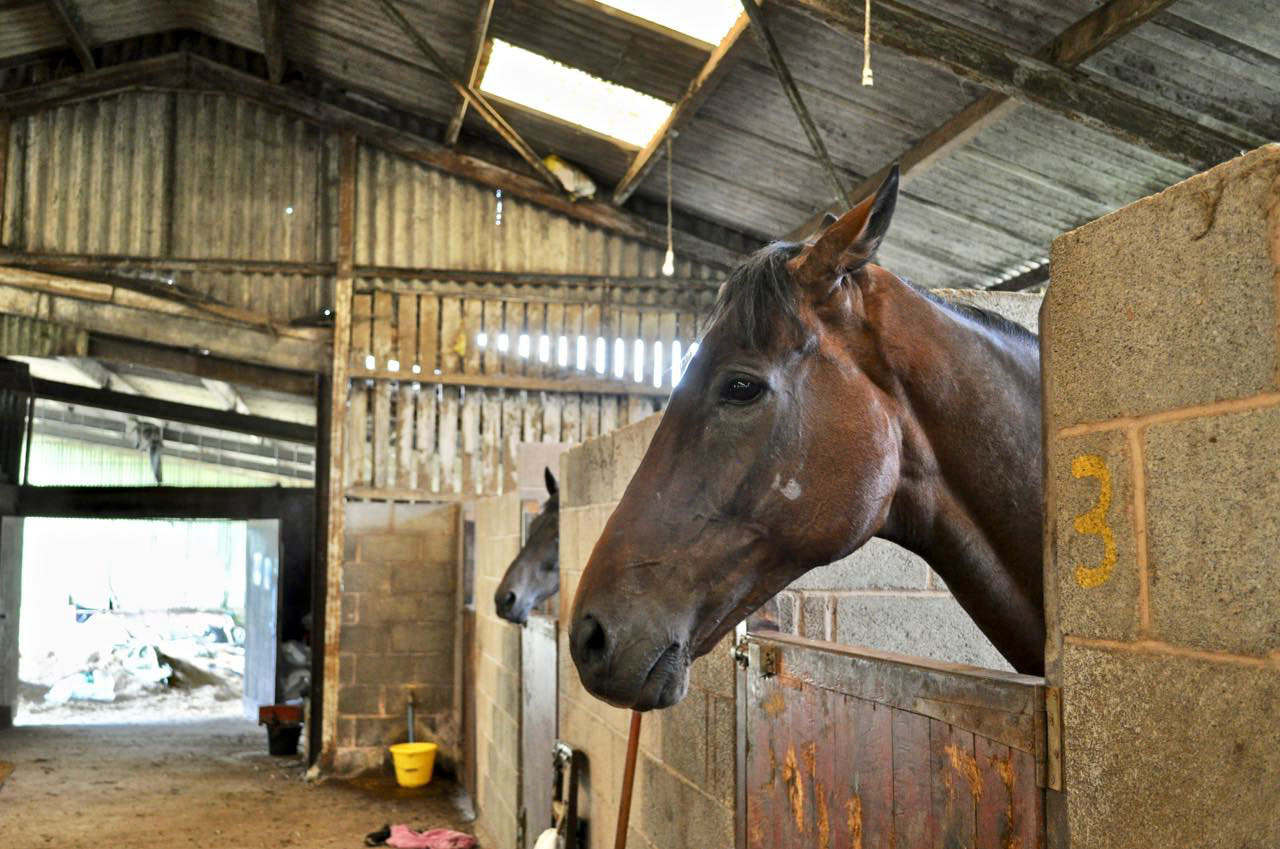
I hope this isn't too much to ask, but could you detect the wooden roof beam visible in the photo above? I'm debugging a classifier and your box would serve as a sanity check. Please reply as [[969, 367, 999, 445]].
[[374, 0, 562, 190], [201, 378, 253, 415], [612, 12, 751, 206], [56, 357, 142, 395], [444, 0, 495, 147], [779, 0, 1243, 236], [255, 0, 288, 85], [46, 0, 95, 71]]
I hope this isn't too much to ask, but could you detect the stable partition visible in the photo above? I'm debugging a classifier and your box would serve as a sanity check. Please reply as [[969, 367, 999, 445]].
[[1042, 144, 1280, 848]]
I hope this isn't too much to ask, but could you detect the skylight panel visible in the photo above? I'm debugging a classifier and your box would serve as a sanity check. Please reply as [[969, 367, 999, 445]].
[[479, 41, 672, 147], [597, 0, 743, 45]]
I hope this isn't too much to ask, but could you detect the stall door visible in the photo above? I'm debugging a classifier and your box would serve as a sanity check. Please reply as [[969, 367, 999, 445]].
[[520, 613, 558, 847], [243, 519, 280, 718]]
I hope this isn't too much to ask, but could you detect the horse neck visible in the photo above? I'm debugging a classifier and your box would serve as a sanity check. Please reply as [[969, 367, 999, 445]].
[[867, 273, 1045, 674]]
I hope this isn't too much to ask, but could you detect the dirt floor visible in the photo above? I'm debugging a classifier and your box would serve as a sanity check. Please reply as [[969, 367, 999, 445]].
[[0, 719, 480, 849]]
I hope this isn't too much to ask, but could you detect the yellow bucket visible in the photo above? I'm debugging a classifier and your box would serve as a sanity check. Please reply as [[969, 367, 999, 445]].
[[389, 742, 438, 788]]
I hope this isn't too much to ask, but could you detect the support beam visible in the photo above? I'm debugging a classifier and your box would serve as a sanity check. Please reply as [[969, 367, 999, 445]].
[[987, 264, 1051, 292], [444, 0, 495, 147], [374, 0, 561, 190], [87, 335, 314, 396], [26, 376, 315, 443], [201, 378, 252, 414], [47, 0, 95, 71], [56, 357, 142, 395], [740, 0, 850, 207], [0, 115, 8, 245], [256, 0, 287, 85], [779, 0, 1242, 181], [612, 12, 751, 205], [2, 53, 740, 268], [18, 485, 314, 519], [785, 0, 1189, 239]]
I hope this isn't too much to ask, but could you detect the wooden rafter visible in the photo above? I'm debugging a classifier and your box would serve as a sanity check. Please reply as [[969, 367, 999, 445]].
[[374, 0, 561, 189], [56, 357, 142, 395], [741, 0, 850, 207], [255, 0, 287, 84], [778, 0, 1242, 203], [201, 378, 252, 414], [785, 0, 1195, 239], [612, 12, 751, 206], [0, 52, 741, 269], [47, 0, 95, 70], [444, 0, 495, 147]]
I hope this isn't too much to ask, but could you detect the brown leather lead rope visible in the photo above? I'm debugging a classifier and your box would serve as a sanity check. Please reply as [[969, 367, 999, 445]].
[[614, 711, 642, 849]]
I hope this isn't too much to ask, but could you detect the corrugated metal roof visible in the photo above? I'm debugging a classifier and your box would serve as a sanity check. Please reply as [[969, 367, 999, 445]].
[[1, 0, 1277, 290]]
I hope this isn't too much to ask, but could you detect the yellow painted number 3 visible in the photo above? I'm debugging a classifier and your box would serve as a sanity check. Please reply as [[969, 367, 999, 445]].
[[1071, 454, 1116, 588]]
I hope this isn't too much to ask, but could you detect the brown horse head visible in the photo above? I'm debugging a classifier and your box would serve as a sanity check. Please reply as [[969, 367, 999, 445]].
[[569, 167, 1044, 710], [494, 468, 560, 624]]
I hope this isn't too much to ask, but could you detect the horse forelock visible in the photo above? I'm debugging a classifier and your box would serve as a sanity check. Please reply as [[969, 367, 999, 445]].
[[708, 242, 808, 351]]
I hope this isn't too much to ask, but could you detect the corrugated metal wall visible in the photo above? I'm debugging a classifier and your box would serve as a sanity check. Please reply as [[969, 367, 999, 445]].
[[2, 91, 714, 325]]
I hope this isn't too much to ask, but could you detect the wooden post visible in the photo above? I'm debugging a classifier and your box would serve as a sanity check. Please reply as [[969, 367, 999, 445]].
[[0, 115, 8, 247], [320, 131, 358, 769], [614, 711, 643, 849], [444, 0, 495, 147]]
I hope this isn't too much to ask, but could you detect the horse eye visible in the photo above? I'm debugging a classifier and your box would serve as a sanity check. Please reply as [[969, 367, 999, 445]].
[[722, 376, 764, 404]]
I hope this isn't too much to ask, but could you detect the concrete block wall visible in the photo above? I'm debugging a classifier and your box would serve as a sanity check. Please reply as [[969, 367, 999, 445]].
[[560, 415, 737, 849], [760, 288, 1043, 672], [1043, 145, 1280, 848], [333, 500, 460, 776], [472, 490, 523, 849]]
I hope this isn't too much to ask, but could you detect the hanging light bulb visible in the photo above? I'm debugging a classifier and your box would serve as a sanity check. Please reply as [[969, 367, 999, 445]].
[[662, 135, 676, 277]]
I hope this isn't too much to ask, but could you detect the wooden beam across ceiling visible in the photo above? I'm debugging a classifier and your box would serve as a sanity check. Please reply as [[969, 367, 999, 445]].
[[444, 0, 495, 147], [784, 0, 1199, 240], [46, 0, 95, 71], [612, 12, 751, 205], [374, 0, 562, 190], [777, 0, 1243, 222], [0, 52, 740, 268], [255, 0, 288, 85]]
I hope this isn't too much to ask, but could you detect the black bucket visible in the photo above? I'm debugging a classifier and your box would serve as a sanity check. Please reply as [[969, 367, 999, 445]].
[[266, 723, 303, 756]]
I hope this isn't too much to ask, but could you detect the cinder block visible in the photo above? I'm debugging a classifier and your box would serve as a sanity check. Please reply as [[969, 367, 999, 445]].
[[359, 533, 421, 563], [1047, 429, 1141, 641], [654, 687, 708, 787], [340, 593, 359, 625], [354, 716, 402, 747], [638, 756, 733, 849], [332, 746, 382, 777], [1145, 407, 1280, 654], [1044, 145, 1280, 428], [800, 595, 830, 641], [833, 595, 1010, 670], [389, 622, 451, 654], [361, 592, 453, 624], [338, 684, 382, 715], [609, 414, 661, 501], [708, 696, 736, 806], [561, 433, 613, 508], [355, 652, 442, 685], [1062, 642, 1280, 849], [341, 562, 391, 593], [391, 501, 458, 535], [688, 635, 736, 700], [390, 560, 455, 594], [345, 501, 394, 534], [339, 624, 387, 654], [384, 683, 452, 715], [787, 538, 929, 591], [932, 288, 1041, 332]]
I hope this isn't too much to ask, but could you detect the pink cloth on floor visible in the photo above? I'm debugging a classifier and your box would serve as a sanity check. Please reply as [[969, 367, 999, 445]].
[[385, 824, 477, 849]]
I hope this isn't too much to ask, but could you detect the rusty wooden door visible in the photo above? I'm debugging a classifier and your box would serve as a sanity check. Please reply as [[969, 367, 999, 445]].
[[739, 632, 1047, 849]]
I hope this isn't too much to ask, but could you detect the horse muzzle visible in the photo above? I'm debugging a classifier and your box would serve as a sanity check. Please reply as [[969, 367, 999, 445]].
[[569, 607, 691, 710]]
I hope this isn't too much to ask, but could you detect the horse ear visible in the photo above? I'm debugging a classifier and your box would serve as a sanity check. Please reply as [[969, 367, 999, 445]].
[[792, 164, 898, 287], [544, 466, 558, 497], [820, 212, 839, 229]]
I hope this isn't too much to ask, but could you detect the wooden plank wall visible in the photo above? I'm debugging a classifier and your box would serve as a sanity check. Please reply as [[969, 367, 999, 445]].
[[343, 281, 710, 498]]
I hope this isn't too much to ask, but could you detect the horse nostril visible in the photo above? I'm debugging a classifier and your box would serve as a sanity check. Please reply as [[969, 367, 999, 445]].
[[573, 613, 610, 672], [496, 591, 516, 614]]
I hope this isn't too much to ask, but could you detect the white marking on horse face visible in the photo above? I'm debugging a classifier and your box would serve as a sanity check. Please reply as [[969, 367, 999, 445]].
[[781, 478, 802, 501]]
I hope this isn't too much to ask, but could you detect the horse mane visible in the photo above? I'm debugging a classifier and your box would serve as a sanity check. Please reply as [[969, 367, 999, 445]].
[[706, 241, 1037, 350]]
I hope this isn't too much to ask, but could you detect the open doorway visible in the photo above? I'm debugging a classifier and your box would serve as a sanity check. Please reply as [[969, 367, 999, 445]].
[[15, 517, 290, 725]]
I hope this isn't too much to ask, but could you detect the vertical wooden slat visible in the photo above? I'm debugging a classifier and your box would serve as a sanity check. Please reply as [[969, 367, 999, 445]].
[[0, 114, 9, 244], [463, 298, 484, 376], [372, 290, 394, 367], [503, 300, 524, 379], [620, 308, 640, 383], [542, 301, 563, 378], [482, 298, 502, 374], [561, 392, 580, 443], [439, 296, 463, 374], [350, 294, 372, 367], [373, 380, 391, 487], [658, 310, 677, 390], [583, 301, 602, 375], [930, 721, 977, 849], [562, 302, 583, 377], [461, 386, 480, 493], [397, 384, 415, 490], [522, 389, 543, 444], [418, 294, 439, 375], [344, 382, 367, 487], [482, 388, 502, 494], [892, 710, 934, 849], [581, 395, 600, 440], [502, 391, 523, 493], [440, 386, 460, 493], [542, 391, 562, 442], [600, 395, 618, 434], [1010, 745, 1044, 849], [397, 292, 419, 371], [416, 385, 437, 493], [523, 301, 544, 378]]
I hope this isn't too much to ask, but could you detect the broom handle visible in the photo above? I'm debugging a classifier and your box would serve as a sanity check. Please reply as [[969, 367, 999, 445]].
[[614, 711, 642, 849]]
